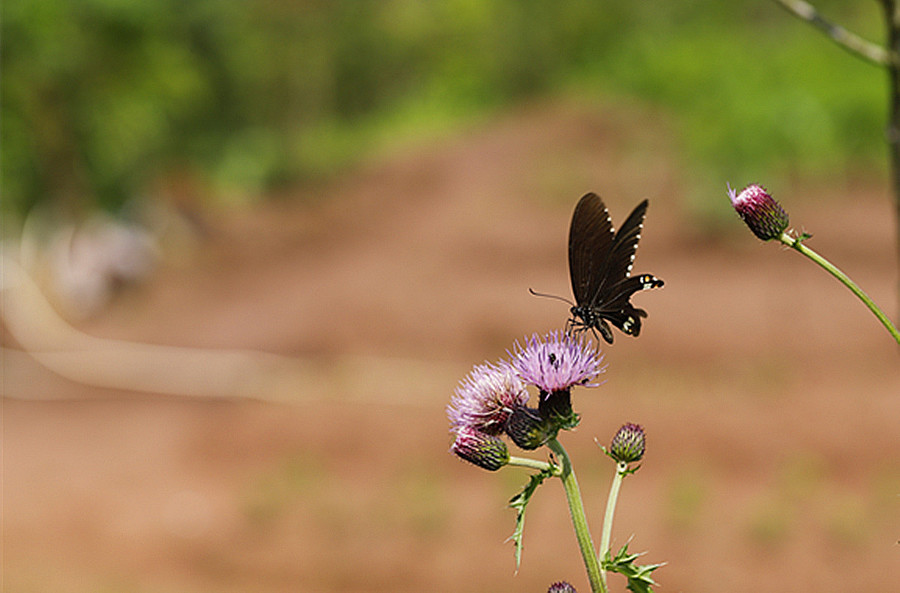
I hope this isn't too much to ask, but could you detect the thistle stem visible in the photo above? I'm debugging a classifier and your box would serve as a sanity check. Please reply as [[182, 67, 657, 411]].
[[547, 438, 606, 593], [778, 232, 900, 344], [599, 461, 627, 584], [507, 456, 554, 472]]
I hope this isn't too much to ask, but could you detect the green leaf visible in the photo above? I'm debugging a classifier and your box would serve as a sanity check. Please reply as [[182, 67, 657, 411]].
[[507, 467, 554, 569], [602, 542, 665, 593]]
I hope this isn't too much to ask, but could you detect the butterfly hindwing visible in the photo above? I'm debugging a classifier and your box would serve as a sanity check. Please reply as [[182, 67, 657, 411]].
[[597, 274, 663, 314]]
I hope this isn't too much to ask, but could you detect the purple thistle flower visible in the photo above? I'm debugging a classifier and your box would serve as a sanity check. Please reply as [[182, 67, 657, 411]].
[[447, 361, 529, 435], [727, 183, 790, 241], [511, 330, 604, 395], [450, 426, 510, 471], [547, 582, 578, 593]]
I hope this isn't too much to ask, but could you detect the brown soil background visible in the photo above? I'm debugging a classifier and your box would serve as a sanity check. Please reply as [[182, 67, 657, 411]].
[[4, 101, 899, 593]]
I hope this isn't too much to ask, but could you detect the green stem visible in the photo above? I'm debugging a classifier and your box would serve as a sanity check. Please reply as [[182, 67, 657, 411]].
[[598, 461, 627, 586], [547, 438, 606, 593], [507, 456, 554, 472], [779, 232, 900, 344]]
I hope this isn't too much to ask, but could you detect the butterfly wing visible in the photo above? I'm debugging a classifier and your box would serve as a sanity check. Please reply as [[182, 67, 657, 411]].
[[596, 274, 663, 336], [568, 193, 614, 307], [590, 199, 648, 306], [568, 194, 663, 342]]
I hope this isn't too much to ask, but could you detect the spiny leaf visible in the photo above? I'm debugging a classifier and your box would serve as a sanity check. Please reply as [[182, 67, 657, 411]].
[[602, 542, 665, 593], [507, 467, 554, 569]]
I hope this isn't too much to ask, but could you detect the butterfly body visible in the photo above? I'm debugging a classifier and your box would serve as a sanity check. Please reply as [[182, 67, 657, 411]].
[[567, 193, 663, 344]]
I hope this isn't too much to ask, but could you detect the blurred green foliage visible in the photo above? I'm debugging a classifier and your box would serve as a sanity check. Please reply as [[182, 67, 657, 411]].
[[0, 0, 886, 222]]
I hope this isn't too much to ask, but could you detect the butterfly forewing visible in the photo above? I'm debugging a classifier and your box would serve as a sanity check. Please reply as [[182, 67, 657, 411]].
[[568, 193, 614, 307]]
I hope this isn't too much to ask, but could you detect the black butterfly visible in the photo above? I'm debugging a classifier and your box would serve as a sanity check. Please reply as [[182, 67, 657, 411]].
[[566, 193, 663, 343]]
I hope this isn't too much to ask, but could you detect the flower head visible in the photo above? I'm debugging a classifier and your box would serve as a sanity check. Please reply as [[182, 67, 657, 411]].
[[727, 183, 790, 241], [547, 582, 578, 593], [450, 426, 510, 471], [511, 330, 604, 395], [609, 422, 646, 464], [447, 361, 529, 435]]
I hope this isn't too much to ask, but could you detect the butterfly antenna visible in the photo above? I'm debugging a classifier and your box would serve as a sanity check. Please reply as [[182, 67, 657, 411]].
[[528, 288, 574, 306]]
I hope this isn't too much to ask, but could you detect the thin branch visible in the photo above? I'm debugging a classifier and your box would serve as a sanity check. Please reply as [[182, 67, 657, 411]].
[[773, 0, 900, 67]]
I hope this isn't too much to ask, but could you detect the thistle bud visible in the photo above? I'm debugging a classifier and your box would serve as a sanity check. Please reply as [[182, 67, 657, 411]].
[[609, 422, 645, 463], [727, 183, 789, 241], [547, 582, 577, 593], [505, 405, 555, 450], [451, 427, 509, 471]]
